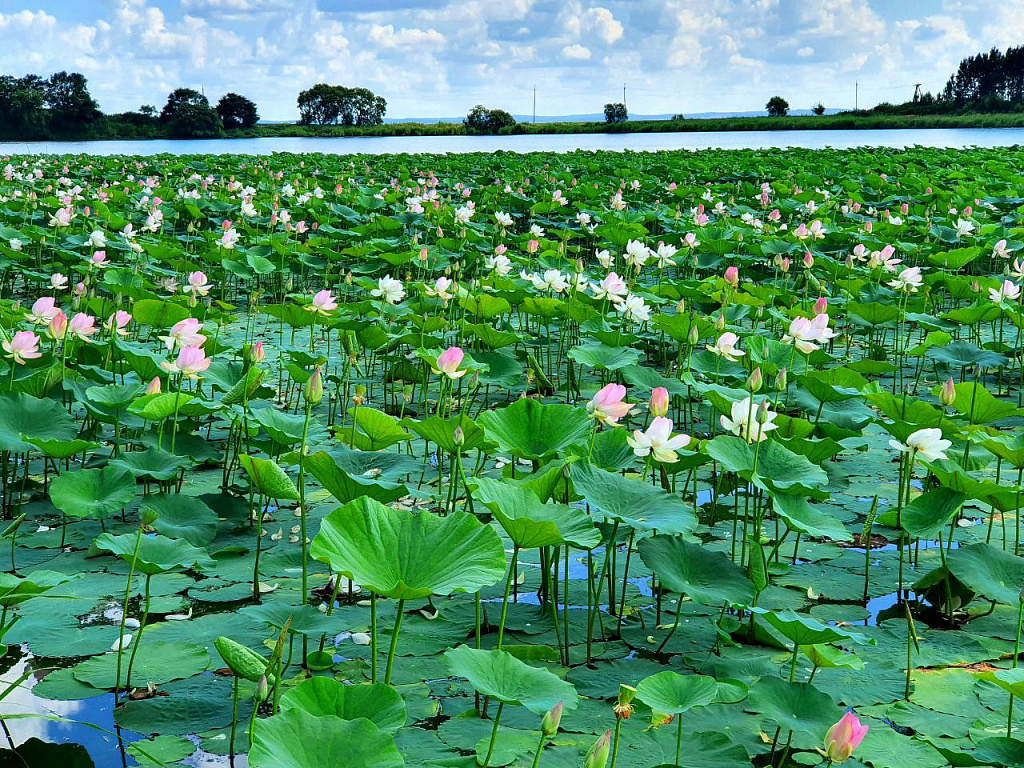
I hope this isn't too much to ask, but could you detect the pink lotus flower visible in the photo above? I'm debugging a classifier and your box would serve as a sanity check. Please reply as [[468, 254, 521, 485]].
[[433, 346, 466, 379], [105, 310, 132, 336], [50, 273, 68, 290], [90, 251, 108, 268], [649, 387, 669, 418], [723, 266, 739, 287], [161, 345, 211, 379], [159, 318, 206, 351], [707, 331, 745, 361], [146, 377, 161, 395], [309, 289, 338, 315], [48, 311, 68, 340], [586, 383, 633, 427], [26, 297, 60, 324], [3, 330, 41, 365], [187, 271, 211, 296], [627, 417, 691, 463], [824, 711, 868, 763], [68, 313, 97, 341], [590, 272, 628, 303]]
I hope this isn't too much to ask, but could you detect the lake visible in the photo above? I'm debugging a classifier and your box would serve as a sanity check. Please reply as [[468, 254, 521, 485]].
[[2, 127, 1024, 155]]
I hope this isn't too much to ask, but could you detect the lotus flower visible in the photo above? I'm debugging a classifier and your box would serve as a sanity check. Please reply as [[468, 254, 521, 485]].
[[707, 331, 745, 361], [161, 345, 211, 379], [187, 271, 211, 296], [587, 383, 633, 427], [371, 275, 405, 304], [3, 330, 41, 364], [591, 272, 628, 303], [720, 397, 778, 443], [824, 711, 868, 763], [989, 279, 1021, 304], [627, 417, 691, 463], [889, 428, 951, 462], [309, 289, 338, 315], [50, 273, 68, 290], [433, 346, 466, 379], [68, 313, 98, 341], [105, 310, 132, 337], [888, 266, 923, 293], [26, 297, 60, 324], [48, 311, 68, 340], [159, 318, 206, 351]]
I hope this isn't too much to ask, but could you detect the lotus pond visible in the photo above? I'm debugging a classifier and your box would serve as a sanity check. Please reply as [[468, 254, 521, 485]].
[[2, 147, 1024, 768]]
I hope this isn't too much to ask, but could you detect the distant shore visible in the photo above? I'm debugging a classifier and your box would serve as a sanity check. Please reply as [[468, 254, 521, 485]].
[[6, 111, 1024, 143]]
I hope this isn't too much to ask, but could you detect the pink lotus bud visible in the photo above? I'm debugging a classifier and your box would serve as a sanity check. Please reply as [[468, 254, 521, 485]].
[[780, 257, 790, 273], [435, 347, 466, 380], [250, 341, 265, 364], [146, 377, 161, 395], [527, 239, 539, 254], [813, 297, 828, 316], [940, 377, 956, 406], [649, 387, 669, 418], [900, 202, 909, 215], [824, 711, 868, 763], [723, 266, 739, 287], [803, 252, 814, 268], [541, 701, 563, 737]]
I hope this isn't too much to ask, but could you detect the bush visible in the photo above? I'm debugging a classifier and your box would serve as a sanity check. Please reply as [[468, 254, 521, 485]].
[[604, 103, 628, 123], [464, 105, 517, 134], [766, 96, 790, 117], [812, 103, 825, 116]]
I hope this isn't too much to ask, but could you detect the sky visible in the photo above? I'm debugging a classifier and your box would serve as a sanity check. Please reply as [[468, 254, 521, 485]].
[[1, 0, 1022, 120]]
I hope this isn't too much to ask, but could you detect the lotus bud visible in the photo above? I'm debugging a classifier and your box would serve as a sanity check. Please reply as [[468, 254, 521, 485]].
[[255, 674, 270, 703], [649, 387, 669, 418], [747, 367, 763, 393], [845, 254, 855, 269], [780, 257, 791, 273], [688, 325, 699, 345], [345, 271, 353, 285], [303, 366, 323, 406], [250, 341, 265, 364], [715, 314, 726, 332], [723, 265, 739, 287], [803, 252, 814, 269], [824, 711, 868, 763], [575, 259, 585, 274], [584, 730, 612, 768], [813, 297, 828, 316], [755, 305, 764, 319], [775, 367, 788, 392], [676, 299, 685, 314], [940, 377, 955, 406], [756, 399, 771, 424], [613, 684, 637, 720], [146, 377, 161, 395], [541, 701, 563, 737], [453, 426, 465, 447]]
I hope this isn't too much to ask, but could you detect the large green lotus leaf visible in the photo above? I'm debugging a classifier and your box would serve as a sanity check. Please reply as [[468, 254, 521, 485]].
[[856, 721, 946, 768], [943, 542, 1024, 606], [900, 487, 967, 539], [927, 341, 1008, 372], [72, 641, 209, 689], [114, 675, 247, 735], [324, 444, 419, 483], [747, 676, 837, 736], [127, 392, 194, 421], [771, 493, 852, 541], [478, 397, 592, 461], [251, 405, 327, 446], [0, 570, 75, 607], [280, 677, 406, 733], [444, 646, 579, 715], [345, 407, 411, 450], [635, 671, 718, 714], [92, 532, 215, 576], [50, 466, 137, 520], [407, 414, 487, 454], [127, 735, 197, 767], [974, 736, 1024, 766], [472, 476, 600, 549], [749, 608, 874, 647], [621, 364, 691, 397], [947, 382, 1020, 424], [239, 453, 299, 500], [109, 447, 193, 481], [570, 463, 697, 534], [310, 498, 506, 599], [704, 436, 829, 499], [976, 667, 1024, 697], [978, 432, 1024, 469], [0, 392, 77, 452], [249, 709, 404, 768], [142, 493, 218, 547], [132, 298, 190, 328], [637, 535, 752, 606], [303, 451, 409, 505], [84, 382, 145, 410], [567, 343, 642, 370], [26, 436, 100, 459]]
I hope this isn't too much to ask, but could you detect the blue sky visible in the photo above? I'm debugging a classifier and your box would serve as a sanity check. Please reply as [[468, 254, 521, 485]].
[[1, 1, 1020, 119]]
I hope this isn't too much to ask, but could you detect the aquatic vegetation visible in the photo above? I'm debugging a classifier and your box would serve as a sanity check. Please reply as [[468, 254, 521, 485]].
[[0, 146, 1023, 767]]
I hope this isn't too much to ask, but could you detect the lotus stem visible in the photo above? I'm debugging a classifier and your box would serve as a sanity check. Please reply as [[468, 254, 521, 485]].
[[481, 701, 504, 768], [383, 598, 405, 685]]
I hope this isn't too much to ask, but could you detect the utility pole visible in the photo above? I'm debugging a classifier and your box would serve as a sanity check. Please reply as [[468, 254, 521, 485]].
[[913, 83, 922, 102], [623, 83, 627, 106], [533, 86, 536, 123]]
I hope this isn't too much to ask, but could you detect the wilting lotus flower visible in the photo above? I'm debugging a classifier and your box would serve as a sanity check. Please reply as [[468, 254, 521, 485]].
[[988, 279, 1021, 304], [627, 417, 691, 463], [707, 331, 745, 361], [105, 310, 132, 336], [371, 275, 405, 304], [720, 397, 778, 443], [68, 312, 97, 341], [649, 387, 669, 418], [889, 427, 951, 462], [187, 271, 211, 296], [309, 289, 338, 315], [159, 318, 206, 351], [433, 346, 466, 379], [590, 272, 628, 303], [3, 330, 42, 364], [824, 711, 868, 764], [26, 297, 60, 324], [161, 345, 211, 379], [587, 383, 633, 426], [50, 273, 68, 290]]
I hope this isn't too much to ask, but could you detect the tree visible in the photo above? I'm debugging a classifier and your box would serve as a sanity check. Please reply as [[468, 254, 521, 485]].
[[44, 72, 100, 128], [812, 103, 826, 116], [766, 96, 790, 116], [160, 88, 222, 138], [217, 92, 259, 130], [0, 75, 46, 135], [297, 84, 386, 126], [942, 45, 1024, 105], [464, 105, 517, 134], [604, 103, 628, 123], [139, 105, 157, 118]]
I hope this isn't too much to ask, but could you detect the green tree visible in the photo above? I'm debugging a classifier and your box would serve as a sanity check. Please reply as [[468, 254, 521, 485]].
[[812, 102, 826, 116], [0, 75, 47, 136], [217, 92, 260, 130], [464, 105, 516, 134], [766, 96, 790, 116], [44, 71, 100, 129], [160, 88, 222, 138], [297, 84, 386, 126], [604, 102, 628, 123]]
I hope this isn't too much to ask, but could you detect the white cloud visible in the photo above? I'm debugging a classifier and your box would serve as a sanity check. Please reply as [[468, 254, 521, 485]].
[[797, 46, 814, 57], [561, 43, 592, 60]]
